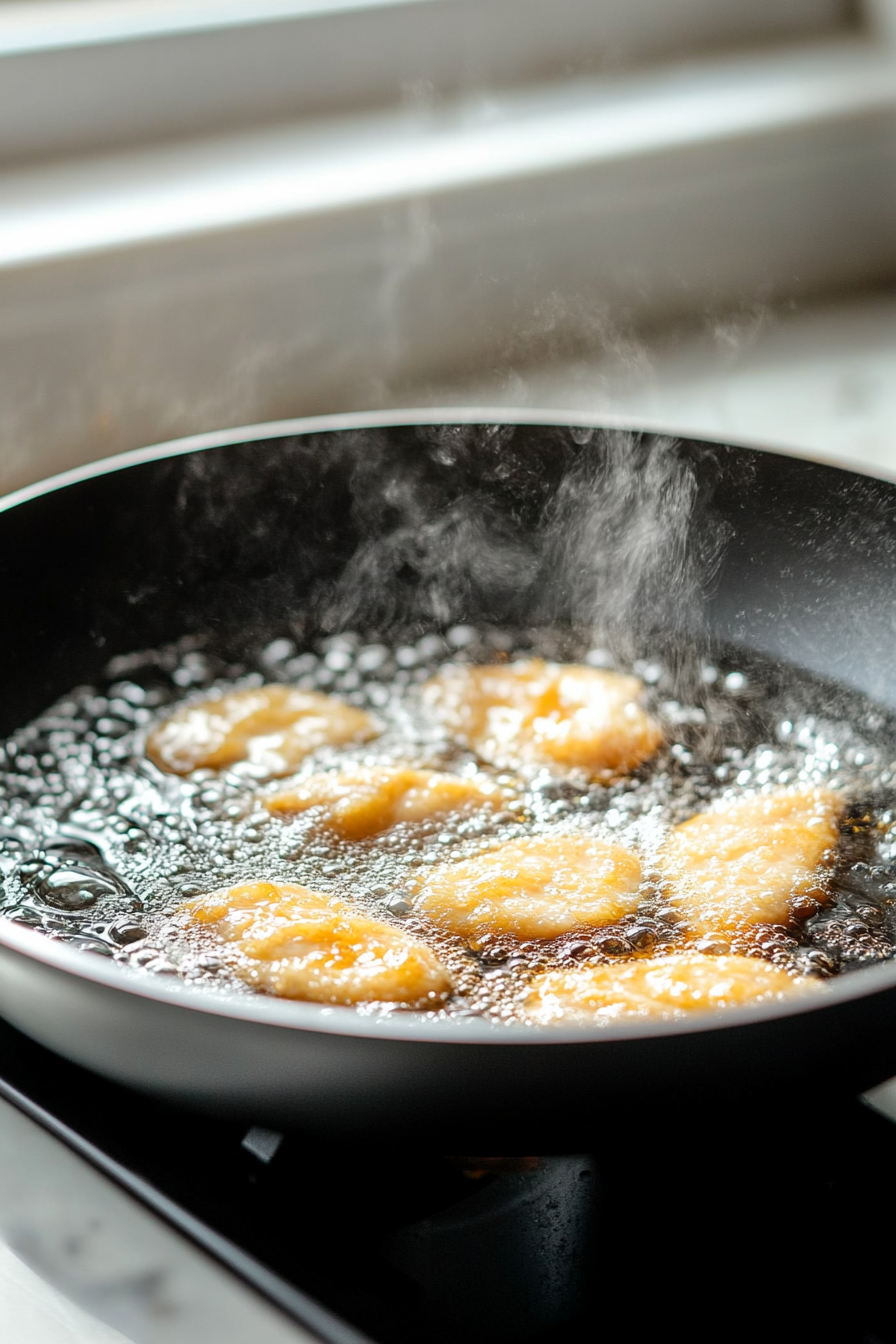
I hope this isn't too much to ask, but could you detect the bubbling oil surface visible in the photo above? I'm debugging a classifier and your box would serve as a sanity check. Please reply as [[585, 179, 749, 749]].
[[1, 626, 896, 1023]]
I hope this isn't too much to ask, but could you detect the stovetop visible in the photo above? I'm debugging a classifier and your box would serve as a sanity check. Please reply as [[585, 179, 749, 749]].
[[0, 1015, 895, 1344]]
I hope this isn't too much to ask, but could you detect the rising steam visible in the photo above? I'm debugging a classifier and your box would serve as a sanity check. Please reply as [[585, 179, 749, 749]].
[[311, 422, 734, 678]]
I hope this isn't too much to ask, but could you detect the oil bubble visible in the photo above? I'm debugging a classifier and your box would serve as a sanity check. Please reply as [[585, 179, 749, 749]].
[[107, 919, 147, 945], [35, 866, 126, 911], [596, 935, 632, 957]]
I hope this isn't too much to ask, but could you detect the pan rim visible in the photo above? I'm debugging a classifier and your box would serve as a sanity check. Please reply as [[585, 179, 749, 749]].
[[3, 910, 896, 1045], [1, 406, 894, 523], [2, 407, 896, 1049]]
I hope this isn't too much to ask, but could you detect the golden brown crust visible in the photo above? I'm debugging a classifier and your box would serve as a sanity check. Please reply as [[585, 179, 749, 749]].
[[264, 766, 505, 840], [423, 660, 662, 779], [409, 832, 642, 941], [183, 881, 452, 1006], [526, 951, 820, 1024], [657, 787, 844, 936], [146, 685, 376, 777]]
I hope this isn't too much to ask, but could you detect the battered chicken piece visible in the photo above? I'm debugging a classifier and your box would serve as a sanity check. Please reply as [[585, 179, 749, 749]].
[[146, 685, 376, 777], [525, 951, 819, 1025], [408, 832, 642, 941], [423, 660, 662, 779], [263, 766, 506, 841], [183, 881, 451, 1005], [658, 787, 843, 937]]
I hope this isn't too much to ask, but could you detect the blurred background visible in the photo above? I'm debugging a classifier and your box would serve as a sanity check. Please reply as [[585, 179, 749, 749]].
[[1, 0, 895, 492]]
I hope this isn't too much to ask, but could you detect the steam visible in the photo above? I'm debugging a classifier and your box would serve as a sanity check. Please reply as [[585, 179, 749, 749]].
[[314, 423, 733, 685], [538, 429, 732, 678], [171, 419, 735, 698], [316, 422, 543, 633]]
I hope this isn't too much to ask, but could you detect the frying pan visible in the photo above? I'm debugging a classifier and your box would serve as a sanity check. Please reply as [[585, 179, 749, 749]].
[[1, 409, 896, 1148]]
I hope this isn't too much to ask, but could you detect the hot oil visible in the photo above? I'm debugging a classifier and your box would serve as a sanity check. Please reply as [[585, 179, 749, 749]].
[[1, 626, 896, 1022]]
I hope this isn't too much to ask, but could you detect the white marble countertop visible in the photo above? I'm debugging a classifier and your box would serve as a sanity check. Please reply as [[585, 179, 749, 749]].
[[0, 1241, 131, 1344], [0, 1095, 319, 1344]]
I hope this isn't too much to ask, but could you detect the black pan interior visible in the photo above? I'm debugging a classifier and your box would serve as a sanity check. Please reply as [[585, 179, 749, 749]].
[[2, 422, 895, 734]]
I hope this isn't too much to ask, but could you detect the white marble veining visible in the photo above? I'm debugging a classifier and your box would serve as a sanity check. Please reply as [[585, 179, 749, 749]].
[[0, 1096, 317, 1344], [0, 1241, 130, 1344]]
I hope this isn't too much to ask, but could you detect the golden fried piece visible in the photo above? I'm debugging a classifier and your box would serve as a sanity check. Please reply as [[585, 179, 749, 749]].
[[526, 951, 819, 1025], [423, 660, 662, 779], [658, 787, 843, 937], [409, 832, 642, 941], [183, 881, 451, 1005], [146, 685, 376, 777], [264, 766, 505, 841]]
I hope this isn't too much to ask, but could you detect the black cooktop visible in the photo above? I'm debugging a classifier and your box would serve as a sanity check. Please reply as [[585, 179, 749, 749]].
[[1, 1014, 894, 1344]]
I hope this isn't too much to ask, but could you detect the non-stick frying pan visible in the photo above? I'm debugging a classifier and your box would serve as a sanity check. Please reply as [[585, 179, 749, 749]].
[[1, 410, 896, 1148]]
